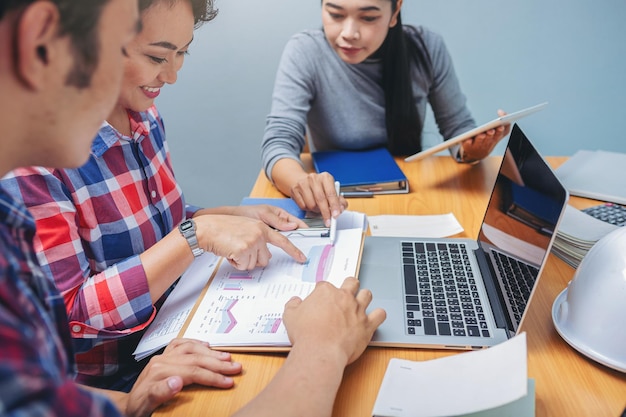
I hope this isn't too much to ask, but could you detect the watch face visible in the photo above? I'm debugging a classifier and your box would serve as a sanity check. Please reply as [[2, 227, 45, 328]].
[[180, 220, 194, 232]]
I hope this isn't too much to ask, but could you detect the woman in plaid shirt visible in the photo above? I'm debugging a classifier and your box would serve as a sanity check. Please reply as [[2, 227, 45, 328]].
[[3, 0, 307, 392]]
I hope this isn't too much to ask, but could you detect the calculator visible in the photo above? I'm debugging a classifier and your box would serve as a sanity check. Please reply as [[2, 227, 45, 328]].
[[582, 203, 626, 227]]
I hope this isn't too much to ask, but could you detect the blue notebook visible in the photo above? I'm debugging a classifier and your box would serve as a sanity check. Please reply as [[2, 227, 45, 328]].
[[312, 147, 409, 195]]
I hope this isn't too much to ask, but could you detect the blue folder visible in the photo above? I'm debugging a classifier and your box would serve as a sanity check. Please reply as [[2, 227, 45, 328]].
[[312, 147, 409, 195]]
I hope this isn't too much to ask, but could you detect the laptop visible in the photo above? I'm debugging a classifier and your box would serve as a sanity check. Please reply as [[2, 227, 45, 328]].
[[359, 124, 568, 349]]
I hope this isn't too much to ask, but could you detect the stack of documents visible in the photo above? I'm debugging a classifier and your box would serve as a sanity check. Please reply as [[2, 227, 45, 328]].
[[134, 210, 367, 357], [552, 205, 620, 268], [182, 224, 365, 349]]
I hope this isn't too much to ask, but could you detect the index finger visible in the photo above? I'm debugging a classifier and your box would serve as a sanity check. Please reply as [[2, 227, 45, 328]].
[[267, 229, 307, 263], [323, 178, 343, 221], [311, 173, 335, 225]]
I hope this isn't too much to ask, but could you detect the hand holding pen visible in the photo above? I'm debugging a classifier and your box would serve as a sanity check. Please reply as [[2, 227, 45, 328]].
[[288, 172, 347, 225], [280, 181, 342, 241]]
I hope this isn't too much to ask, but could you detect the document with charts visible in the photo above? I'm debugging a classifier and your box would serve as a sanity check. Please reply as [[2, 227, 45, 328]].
[[182, 226, 364, 349]]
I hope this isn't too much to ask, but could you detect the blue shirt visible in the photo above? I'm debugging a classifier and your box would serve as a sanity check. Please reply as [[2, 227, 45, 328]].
[[0, 187, 121, 416]]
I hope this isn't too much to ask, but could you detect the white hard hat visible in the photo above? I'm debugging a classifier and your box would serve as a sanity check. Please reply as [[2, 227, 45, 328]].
[[552, 225, 626, 372]]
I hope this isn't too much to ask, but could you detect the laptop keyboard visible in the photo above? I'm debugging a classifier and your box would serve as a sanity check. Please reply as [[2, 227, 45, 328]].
[[582, 203, 626, 227], [492, 250, 538, 330], [402, 242, 491, 338]]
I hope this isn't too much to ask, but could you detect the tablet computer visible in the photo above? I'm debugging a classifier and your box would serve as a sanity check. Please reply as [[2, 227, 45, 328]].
[[404, 102, 548, 162]]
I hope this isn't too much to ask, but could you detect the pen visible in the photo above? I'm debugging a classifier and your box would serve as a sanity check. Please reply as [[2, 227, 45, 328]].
[[330, 181, 340, 245], [281, 229, 330, 238], [341, 191, 374, 198]]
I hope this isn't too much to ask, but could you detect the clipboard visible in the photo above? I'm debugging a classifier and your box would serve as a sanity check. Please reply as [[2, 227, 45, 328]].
[[404, 102, 548, 162]]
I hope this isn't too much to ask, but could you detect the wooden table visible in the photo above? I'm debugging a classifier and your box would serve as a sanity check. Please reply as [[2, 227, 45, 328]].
[[155, 156, 626, 417]]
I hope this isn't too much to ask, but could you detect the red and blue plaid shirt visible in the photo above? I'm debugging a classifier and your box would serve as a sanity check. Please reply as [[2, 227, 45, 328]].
[[0, 187, 122, 415], [3, 105, 199, 390]]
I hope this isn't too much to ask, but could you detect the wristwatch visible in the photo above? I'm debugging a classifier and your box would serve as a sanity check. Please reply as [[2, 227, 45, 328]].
[[178, 219, 204, 257]]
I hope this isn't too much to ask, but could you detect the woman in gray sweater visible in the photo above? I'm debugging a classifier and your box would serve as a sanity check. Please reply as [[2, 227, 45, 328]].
[[261, 0, 509, 224]]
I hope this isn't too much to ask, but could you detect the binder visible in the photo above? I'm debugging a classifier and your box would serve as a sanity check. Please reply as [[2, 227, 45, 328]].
[[312, 147, 409, 195]]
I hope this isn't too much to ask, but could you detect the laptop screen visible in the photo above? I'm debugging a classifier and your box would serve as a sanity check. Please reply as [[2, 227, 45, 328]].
[[478, 124, 567, 268], [476, 124, 568, 333]]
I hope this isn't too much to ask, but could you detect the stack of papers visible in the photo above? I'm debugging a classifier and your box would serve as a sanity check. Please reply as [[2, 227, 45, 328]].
[[134, 210, 366, 358], [372, 333, 533, 417], [552, 205, 620, 268]]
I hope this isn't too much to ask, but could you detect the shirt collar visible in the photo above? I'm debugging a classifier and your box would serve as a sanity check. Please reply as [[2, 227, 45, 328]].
[[90, 109, 153, 158]]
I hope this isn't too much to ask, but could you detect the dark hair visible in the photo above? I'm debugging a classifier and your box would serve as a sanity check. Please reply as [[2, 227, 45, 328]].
[[138, 0, 218, 28], [1, 0, 112, 88], [380, 3, 433, 156]]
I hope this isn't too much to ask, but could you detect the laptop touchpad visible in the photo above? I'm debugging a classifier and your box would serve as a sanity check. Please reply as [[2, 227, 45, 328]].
[[359, 264, 401, 300]]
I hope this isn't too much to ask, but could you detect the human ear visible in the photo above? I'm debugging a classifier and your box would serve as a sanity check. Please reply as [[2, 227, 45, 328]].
[[15, 2, 61, 89], [389, 0, 403, 28]]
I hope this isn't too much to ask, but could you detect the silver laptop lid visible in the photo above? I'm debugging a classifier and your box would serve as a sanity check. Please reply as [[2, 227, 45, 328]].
[[477, 124, 568, 333]]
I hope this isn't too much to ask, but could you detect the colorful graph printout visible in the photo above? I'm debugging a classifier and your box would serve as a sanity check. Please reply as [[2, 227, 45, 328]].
[[183, 228, 363, 347]]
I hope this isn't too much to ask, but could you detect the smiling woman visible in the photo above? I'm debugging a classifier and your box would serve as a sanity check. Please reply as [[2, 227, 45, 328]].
[[108, 0, 196, 134]]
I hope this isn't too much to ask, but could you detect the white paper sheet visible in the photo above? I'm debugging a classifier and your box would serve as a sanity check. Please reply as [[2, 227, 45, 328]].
[[368, 213, 464, 238], [133, 252, 220, 360], [372, 333, 528, 417]]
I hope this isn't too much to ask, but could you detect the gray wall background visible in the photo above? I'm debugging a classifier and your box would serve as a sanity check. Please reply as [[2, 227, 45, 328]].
[[157, 0, 626, 208]]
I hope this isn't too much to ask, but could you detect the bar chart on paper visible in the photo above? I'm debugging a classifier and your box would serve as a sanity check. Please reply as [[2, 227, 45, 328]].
[[183, 228, 363, 348]]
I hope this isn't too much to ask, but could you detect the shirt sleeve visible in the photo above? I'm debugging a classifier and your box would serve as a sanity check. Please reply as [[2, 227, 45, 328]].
[[0, 330, 122, 417], [261, 32, 316, 182], [0, 269, 123, 416], [185, 203, 202, 219], [5, 167, 156, 338]]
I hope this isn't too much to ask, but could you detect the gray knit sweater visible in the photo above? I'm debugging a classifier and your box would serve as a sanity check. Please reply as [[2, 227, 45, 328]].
[[261, 26, 475, 181]]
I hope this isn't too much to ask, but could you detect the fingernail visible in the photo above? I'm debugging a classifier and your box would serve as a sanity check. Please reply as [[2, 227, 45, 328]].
[[167, 377, 182, 391], [223, 377, 234, 384]]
